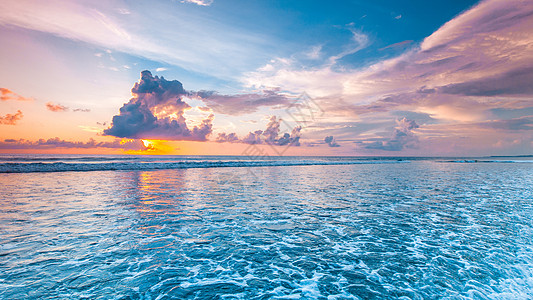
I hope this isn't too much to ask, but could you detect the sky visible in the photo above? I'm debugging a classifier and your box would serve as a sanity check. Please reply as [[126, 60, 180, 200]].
[[1, 0, 532, 156]]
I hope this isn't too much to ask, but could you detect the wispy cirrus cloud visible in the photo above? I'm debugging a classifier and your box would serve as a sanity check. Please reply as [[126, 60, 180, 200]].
[[0, 88, 33, 101], [180, 0, 213, 7], [0, 0, 274, 79]]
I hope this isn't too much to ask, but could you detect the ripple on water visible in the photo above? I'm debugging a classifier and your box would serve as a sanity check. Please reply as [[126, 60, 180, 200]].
[[0, 162, 532, 298]]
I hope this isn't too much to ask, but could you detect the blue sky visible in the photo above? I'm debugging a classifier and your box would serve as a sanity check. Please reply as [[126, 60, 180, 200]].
[[1, 0, 532, 155]]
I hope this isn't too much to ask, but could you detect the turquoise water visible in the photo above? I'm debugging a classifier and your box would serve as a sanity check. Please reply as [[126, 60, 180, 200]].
[[1, 156, 532, 298]]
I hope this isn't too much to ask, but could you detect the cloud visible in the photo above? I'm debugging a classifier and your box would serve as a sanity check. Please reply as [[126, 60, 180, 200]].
[[379, 40, 413, 51], [439, 67, 533, 96], [250, 116, 301, 146], [305, 45, 322, 60], [0, 110, 23, 125], [0, 88, 33, 101], [0, 0, 275, 79], [324, 136, 340, 147], [155, 67, 167, 72], [215, 132, 239, 143], [104, 70, 213, 141], [195, 89, 292, 115], [241, 0, 533, 154], [180, 0, 213, 6], [246, 0, 533, 105], [241, 130, 263, 145], [359, 118, 419, 151], [0, 138, 147, 150], [73, 108, 91, 112], [46, 102, 69, 112], [476, 116, 533, 131], [216, 116, 302, 146], [327, 28, 370, 67]]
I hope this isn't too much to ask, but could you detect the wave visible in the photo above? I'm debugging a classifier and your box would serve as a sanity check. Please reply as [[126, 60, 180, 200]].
[[0, 160, 409, 173], [439, 160, 533, 163]]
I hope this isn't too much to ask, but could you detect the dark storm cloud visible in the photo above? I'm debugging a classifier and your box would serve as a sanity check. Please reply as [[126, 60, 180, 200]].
[[104, 71, 213, 141]]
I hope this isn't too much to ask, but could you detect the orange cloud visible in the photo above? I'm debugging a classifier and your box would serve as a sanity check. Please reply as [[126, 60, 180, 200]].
[[0, 110, 23, 125], [46, 102, 69, 112], [0, 88, 33, 101]]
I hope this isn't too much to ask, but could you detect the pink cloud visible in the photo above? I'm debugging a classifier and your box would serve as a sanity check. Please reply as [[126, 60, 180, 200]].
[[0, 110, 23, 125], [195, 89, 292, 115], [0, 88, 33, 101], [46, 102, 69, 112], [243, 0, 533, 154]]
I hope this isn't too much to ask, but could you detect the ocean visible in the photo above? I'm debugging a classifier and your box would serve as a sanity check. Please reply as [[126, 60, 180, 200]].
[[1, 155, 532, 299]]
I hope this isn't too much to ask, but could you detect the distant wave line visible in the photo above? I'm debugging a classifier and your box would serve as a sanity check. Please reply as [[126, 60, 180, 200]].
[[0, 160, 409, 173]]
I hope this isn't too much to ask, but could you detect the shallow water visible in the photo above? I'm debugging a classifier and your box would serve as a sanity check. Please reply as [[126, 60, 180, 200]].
[[1, 159, 532, 299]]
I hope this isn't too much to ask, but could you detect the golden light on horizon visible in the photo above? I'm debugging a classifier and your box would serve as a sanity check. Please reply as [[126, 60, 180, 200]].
[[127, 139, 176, 155], [141, 139, 154, 149]]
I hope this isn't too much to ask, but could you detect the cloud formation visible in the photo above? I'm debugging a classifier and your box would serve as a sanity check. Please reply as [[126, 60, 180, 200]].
[[180, 0, 213, 6], [73, 108, 91, 112], [216, 116, 301, 146], [439, 67, 533, 96], [0, 110, 23, 125], [324, 136, 340, 147], [0, 88, 33, 101], [0, 0, 276, 79], [195, 89, 292, 115], [242, 0, 533, 154], [215, 132, 239, 143], [476, 116, 533, 131], [46, 102, 69, 112], [360, 118, 419, 151], [0, 138, 147, 150], [104, 71, 213, 141]]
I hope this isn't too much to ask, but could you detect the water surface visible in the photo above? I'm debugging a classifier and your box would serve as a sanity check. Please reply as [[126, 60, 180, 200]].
[[1, 157, 532, 298]]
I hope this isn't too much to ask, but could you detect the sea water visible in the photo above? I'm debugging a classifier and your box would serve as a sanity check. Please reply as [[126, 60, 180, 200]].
[[0, 155, 532, 299]]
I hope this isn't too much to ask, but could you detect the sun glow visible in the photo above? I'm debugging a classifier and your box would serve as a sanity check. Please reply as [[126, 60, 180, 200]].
[[141, 139, 154, 148], [127, 139, 175, 155]]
